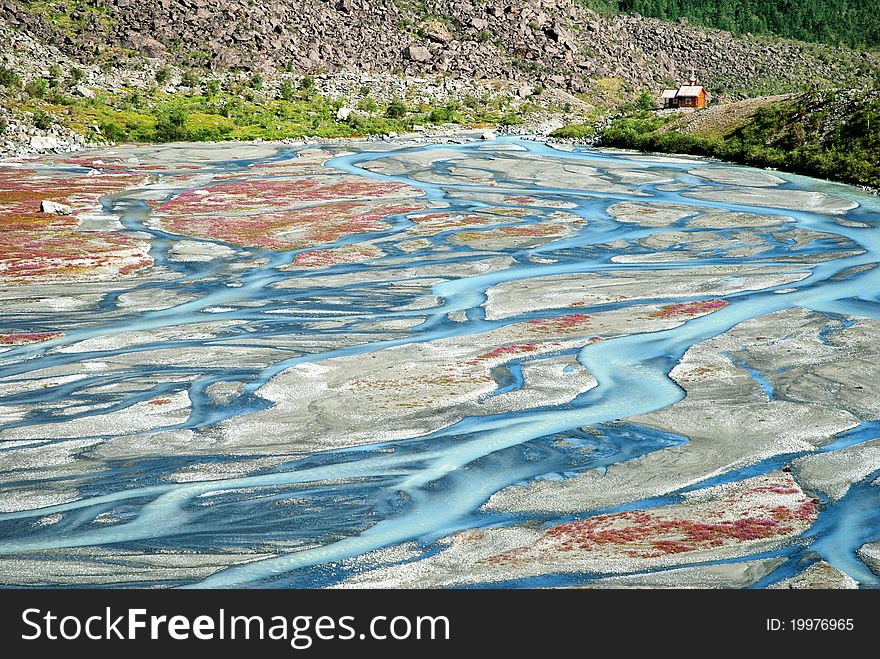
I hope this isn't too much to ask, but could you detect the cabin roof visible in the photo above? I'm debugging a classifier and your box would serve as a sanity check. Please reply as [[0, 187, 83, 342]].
[[660, 89, 678, 99], [676, 85, 705, 97]]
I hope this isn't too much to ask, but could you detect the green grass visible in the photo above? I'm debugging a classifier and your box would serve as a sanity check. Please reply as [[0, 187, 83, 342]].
[[18, 0, 114, 35], [574, 0, 622, 19], [549, 122, 597, 139], [32, 85, 518, 143], [599, 90, 880, 188], [0, 67, 21, 89]]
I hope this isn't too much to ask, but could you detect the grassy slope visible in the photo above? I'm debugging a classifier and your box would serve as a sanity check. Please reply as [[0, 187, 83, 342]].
[[599, 88, 880, 188], [4, 74, 526, 144]]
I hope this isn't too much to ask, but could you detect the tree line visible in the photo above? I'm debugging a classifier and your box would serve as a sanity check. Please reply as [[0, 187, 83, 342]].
[[611, 0, 879, 50]]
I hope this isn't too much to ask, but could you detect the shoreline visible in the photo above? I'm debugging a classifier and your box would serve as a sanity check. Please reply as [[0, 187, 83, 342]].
[[0, 127, 498, 161], [4, 129, 877, 197]]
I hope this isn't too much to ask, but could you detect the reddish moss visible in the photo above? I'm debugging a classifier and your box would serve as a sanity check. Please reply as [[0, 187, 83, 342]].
[[0, 332, 64, 345], [651, 299, 728, 318], [484, 474, 818, 567], [160, 201, 422, 251]]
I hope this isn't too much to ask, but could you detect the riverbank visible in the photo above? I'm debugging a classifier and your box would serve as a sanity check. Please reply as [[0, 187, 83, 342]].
[[4, 1, 880, 166], [593, 90, 880, 191], [3, 39, 877, 197]]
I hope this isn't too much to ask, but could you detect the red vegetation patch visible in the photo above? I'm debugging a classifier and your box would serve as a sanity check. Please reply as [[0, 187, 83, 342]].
[[408, 212, 500, 236], [651, 299, 728, 318], [483, 473, 817, 568], [525, 313, 592, 335], [454, 223, 570, 243], [0, 217, 152, 285], [539, 513, 792, 559], [155, 176, 419, 216], [288, 244, 384, 268], [0, 169, 153, 284], [160, 201, 422, 251], [0, 332, 64, 346], [467, 342, 545, 365], [0, 168, 146, 216]]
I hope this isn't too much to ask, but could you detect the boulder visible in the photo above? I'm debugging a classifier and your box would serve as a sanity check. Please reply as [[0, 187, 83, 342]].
[[29, 135, 59, 151], [40, 200, 72, 215], [403, 44, 433, 63], [122, 32, 166, 58], [75, 85, 95, 99]]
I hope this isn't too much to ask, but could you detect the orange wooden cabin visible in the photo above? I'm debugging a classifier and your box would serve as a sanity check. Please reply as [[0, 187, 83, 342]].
[[660, 76, 709, 110]]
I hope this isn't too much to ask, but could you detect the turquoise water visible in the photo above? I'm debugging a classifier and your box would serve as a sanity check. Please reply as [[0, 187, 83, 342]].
[[0, 138, 879, 588]]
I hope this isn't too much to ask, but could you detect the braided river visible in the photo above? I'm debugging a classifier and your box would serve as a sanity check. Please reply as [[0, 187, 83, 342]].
[[0, 136, 878, 588]]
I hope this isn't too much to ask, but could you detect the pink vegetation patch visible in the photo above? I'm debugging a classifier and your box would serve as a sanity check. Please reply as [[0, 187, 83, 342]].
[[484, 473, 817, 568], [288, 244, 384, 268], [0, 227, 153, 285], [407, 212, 501, 236], [0, 332, 64, 346], [155, 176, 420, 216], [0, 169, 147, 216], [154, 172, 425, 250], [454, 224, 570, 243], [161, 201, 422, 251], [502, 196, 573, 209], [466, 342, 554, 365], [651, 299, 728, 318], [524, 313, 592, 336], [0, 170, 153, 284], [481, 207, 535, 218]]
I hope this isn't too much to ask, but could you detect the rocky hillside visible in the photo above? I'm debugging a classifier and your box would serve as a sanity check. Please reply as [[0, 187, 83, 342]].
[[2, 0, 878, 97], [2, 0, 879, 165]]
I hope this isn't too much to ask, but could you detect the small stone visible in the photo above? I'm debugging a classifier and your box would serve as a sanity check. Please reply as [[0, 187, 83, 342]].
[[425, 28, 451, 45], [480, 131, 497, 140]]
